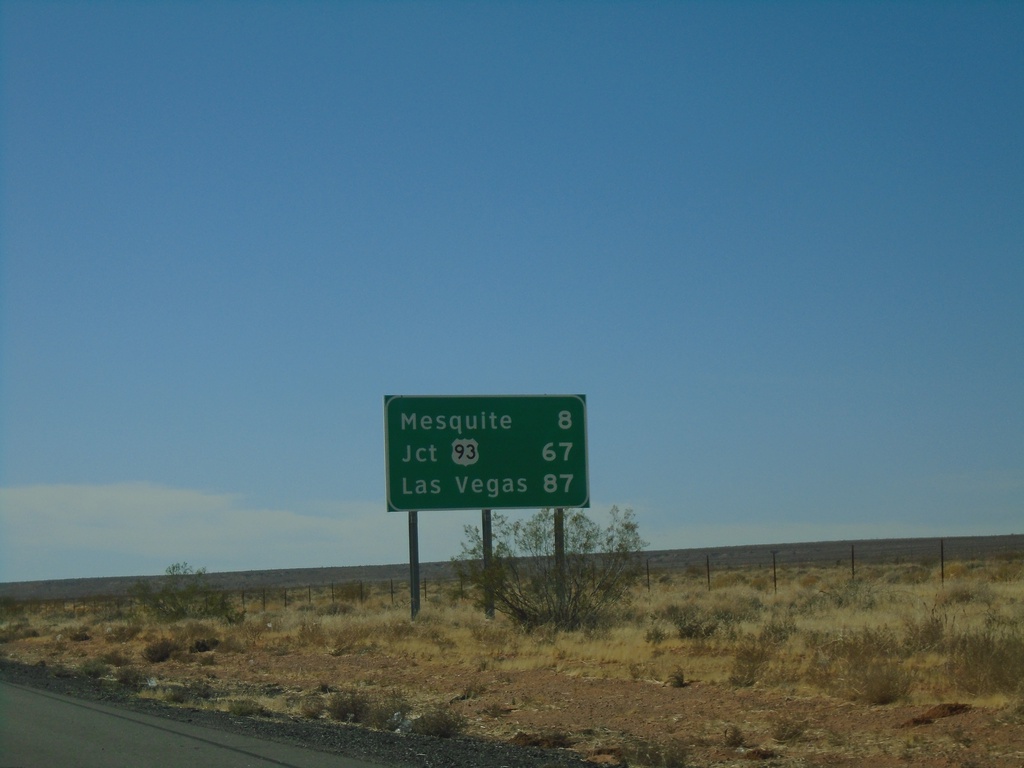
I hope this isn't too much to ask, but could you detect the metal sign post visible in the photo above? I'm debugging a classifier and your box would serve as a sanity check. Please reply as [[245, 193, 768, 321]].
[[408, 511, 420, 620], [384, 395, 589, 622], [482, 509, 494, 619]]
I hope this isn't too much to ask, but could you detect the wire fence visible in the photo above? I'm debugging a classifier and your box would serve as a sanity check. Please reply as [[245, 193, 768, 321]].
[[2, 534, 1020, 616]]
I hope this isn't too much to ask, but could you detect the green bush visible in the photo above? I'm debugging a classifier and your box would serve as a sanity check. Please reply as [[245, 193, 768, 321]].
[[130, 563, 242, 623], [455, 507, 647, 631]]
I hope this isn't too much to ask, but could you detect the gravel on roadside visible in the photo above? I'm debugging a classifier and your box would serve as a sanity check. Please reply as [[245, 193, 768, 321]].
[[0, 658, 605, 768]]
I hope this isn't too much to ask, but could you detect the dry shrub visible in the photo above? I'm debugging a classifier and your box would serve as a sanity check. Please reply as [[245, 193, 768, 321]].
[[944, 563, 970, 580], [159, 686, 189, 704], [316, 602, 353, 617], [0, 622, 39, 642], [115, 666, 147, 690], [365, 690, 411, 731], [948, 627, 1024, 695], [79, 658, 108, 679], [425, 626, 456, 652], [772, 717, 808, 743], [104, 622, 142, 643], [327, 687, 413, 731], [1000, 696, 1024, 724], [228, 620, 266, 649], [936, 582, 993, 607], [991, 560, 1023, 582], [622, 736, 690, 768], [469, 618, 518, 650], [728, 620, 793, 687], [298, 696, 325, 719], [668, 667, 687, 688], [884, 564, 932, 584], [385, 618, 418, 640], [511, 730, 575, 748], [142, 637, 181, 663], [410, 704, 466, 738], [798, 572, 820, 588], [729, 633, 773, 687], [173, 620, 218, 643], [902, 611, 947, 653], [326, 689, 371, 723], [723, 724, 745, 748], [295, 619, 326, 647], [859, 661, 911, 704], [818, 580, 879, 611], [329, 623, 377, 655], [227, 698, 264, 716], [99, 649, 133, 667], [807, 628, 911, 704], [665, 602, 718, 640], [644, 622, 669, 645]]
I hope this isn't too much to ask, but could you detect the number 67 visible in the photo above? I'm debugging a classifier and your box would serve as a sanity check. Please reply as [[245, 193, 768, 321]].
[[542, 442, 572, 461]]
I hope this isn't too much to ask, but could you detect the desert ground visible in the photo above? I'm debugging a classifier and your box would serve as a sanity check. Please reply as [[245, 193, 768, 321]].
[[1, 537, 1022, 767]]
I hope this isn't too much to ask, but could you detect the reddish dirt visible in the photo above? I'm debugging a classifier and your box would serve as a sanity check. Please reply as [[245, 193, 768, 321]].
[[171, 648, 1023, 767], [5, 639, 1022, 766]]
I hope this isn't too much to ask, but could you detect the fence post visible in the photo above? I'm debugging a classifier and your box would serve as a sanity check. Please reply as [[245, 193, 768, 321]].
[[940, 538, 945, 586], [772, 551, 778, 594]]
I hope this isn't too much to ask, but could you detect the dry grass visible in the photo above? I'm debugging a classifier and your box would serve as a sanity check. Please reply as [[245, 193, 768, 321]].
[[9, 562, 1024, 701], [2, 554, 1022, 765]]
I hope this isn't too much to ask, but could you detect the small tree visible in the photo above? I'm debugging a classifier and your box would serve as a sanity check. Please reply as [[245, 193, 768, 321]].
[[454, 507, 647, 631], [131, 562, 239, 622]]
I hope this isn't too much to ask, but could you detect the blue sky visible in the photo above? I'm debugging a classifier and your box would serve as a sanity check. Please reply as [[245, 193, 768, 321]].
[[1, 2, 1021, 582]]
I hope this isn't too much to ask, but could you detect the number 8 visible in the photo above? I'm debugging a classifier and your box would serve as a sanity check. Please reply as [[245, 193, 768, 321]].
[[558, 410, 572, 429]]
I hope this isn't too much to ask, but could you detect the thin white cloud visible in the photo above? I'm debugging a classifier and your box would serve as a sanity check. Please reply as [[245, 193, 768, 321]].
[[7, 483, 1011, 584], [0, 484, 652, 582], [0, 483, 414, 581]]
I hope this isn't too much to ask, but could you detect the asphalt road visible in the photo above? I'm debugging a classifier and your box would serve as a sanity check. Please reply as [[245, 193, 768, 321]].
[[0, 680, 386, 768]]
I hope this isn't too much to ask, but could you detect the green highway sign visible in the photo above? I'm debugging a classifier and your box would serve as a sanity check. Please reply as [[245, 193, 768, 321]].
[[384, 395, 589, 511]]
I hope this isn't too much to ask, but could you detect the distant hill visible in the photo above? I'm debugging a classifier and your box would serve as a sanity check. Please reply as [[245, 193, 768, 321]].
[[1, 533, 1020, 601]]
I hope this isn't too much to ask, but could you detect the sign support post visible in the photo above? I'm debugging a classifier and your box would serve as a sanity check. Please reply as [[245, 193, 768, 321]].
[[482, 509, 494, 619], [554, 508, 566, 616], [408, 511, 420, 620]]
